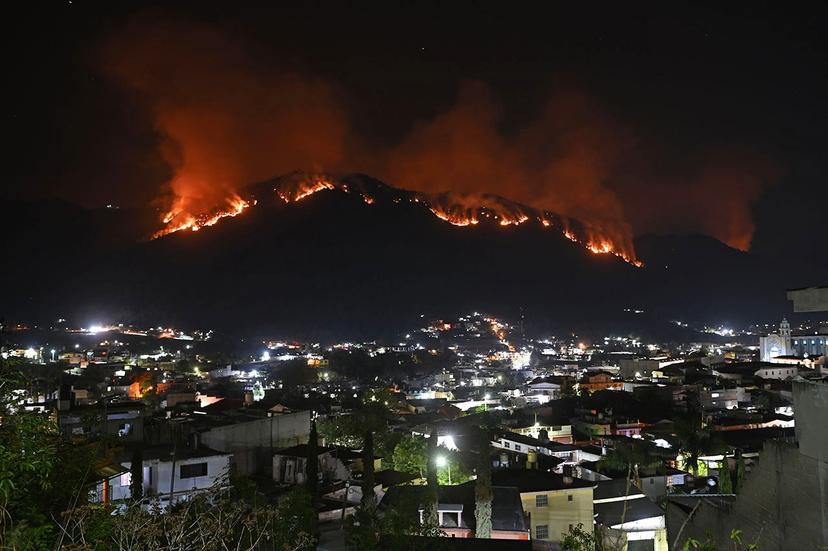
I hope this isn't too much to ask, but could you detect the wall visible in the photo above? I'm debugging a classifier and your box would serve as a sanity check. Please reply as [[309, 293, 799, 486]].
[[520, 487, 594, 543], [199, 410, 310, 453], [667, 440, 827, 550], [793, 380, 828, 461]]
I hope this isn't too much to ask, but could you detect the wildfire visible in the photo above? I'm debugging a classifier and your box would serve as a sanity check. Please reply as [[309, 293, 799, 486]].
[[277, 178, 336, 202], [151, 173, 642, 266], [152, 195, 250, 239], [429, 208, 479, 226]]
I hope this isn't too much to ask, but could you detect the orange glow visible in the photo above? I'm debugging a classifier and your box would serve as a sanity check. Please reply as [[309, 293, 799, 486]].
[[152, 173, 642, 266], [278, 178, 336, 202], [429, 207, 479, 226], [153, 195, 250, 238]]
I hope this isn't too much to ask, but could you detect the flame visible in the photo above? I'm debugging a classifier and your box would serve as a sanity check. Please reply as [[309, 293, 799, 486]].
[[151, 173, 642, 266], [277, 178, 336, 202], [429, 208, 479, 226], [152, 195, 250, 238]]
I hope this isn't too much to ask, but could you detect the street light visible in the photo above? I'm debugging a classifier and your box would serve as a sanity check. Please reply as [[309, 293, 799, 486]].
[[50, 349, 56, 362], [436, 455, 451, 484]]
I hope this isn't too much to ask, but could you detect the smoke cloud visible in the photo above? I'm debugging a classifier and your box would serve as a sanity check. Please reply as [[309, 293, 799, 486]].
[[101, 17, 350, 226], [101, 17, 778, 253]]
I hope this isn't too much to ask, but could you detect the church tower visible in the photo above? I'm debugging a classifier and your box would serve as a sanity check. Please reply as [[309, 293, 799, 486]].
[[780, 317, 792, 354]]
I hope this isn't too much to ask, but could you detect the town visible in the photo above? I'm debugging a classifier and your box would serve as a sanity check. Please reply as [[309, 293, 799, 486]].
[[2, 286, 825, 550]]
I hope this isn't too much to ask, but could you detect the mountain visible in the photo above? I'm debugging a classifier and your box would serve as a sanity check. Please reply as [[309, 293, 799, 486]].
[[2, 174, 824, 339]]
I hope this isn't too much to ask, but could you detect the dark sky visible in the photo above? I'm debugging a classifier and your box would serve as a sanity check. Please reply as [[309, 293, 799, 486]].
[[7, 1, 826, 264]]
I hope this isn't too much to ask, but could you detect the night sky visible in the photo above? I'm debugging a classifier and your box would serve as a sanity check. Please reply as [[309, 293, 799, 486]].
[[7, 2, 826, 265]]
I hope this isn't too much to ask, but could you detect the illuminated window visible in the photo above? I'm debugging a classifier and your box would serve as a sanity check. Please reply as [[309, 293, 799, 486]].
[[536, 525, 549, 539], [536, 494, 548, 507]]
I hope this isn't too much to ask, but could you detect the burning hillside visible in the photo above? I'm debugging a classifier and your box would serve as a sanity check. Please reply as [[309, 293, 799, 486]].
[[151, 173, 642, 266]]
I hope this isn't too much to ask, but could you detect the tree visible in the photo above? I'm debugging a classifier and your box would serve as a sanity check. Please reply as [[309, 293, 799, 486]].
[[1, 360, 97, 549], [599, 440, 662, 488], [59, 485, 318, 551], [474, 429, 493, 538], [130, 447, 144, 502], [361, 431, 376, 511], [674, 413, 718, 475], [424, 432, 439, 526], [306, 420, 319, 498], [718, 459, 733, 494], [392, 435, 427, 477], [561, 523, 597, 551], [735, 451, 747, 493]]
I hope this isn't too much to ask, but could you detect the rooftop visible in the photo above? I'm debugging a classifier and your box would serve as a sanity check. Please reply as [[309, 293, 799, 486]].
[[491, 468, 595, 493]]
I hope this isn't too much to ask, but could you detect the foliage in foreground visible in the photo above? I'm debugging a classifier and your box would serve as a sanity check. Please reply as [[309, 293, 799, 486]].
[[57, 486, 317, 551]]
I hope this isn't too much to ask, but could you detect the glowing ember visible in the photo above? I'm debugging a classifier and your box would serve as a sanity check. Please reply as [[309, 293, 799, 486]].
[[429, 208, 479, 226], [152, 195, 250, 238], [152, 173, 642, 266], [277, 178, 336, 202]]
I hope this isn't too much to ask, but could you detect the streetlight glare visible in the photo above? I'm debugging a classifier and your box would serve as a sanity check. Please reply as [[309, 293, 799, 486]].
[[435, 456, 447, 467]]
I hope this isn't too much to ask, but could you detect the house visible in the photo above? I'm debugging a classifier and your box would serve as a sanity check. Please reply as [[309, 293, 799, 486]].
[[92, 445, 232, 509], [380, 483, 530, 540], [403, 398, 448, 414], [753, 365, 798, 380], [512, 418, 574, 444], [57, 399, 146, 442], [525, 378, 562, 402], [579, 371, 623, 393], [699, 387, 750, 410], [273, 444, 345, 485], [493, 431, 581, 463], [491, 468, 596, 546], [594, 479, 668, 551]]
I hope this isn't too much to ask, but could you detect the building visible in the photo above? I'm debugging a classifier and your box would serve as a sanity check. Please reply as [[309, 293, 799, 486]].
[[760, 317, 828, 361], [92, 445, 232, 509], [619, 358, 684, 379], [491, 468, 595, 546], [753, 364, 798, 380], [380, 483, 530, 540], [594, 479, 668, 551], [699, 386, 749, 410], [579, 372, 624, 393], [57, 399, 146, 442], [272, 444, 343, 485], [666, 379, 827, 549]]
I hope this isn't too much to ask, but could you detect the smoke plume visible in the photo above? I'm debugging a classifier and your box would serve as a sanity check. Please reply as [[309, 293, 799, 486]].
[[101, 17, 778, 253]]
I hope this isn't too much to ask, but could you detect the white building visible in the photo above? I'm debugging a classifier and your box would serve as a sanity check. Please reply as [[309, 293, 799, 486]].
[[754, 365, 798, 380], [700, 387, 749, 410], [92, 446, 232, 509], [760, 318, 828, 361]]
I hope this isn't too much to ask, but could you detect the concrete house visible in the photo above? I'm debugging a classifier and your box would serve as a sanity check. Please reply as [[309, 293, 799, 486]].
[[491, 468, 596, 546]]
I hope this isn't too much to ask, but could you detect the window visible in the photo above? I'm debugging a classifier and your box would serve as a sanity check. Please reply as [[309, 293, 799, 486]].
[[567, 494, 573, 502], [535, 494, 548, 507], [180, 462, 208, 479], [504, 442, 511, 449], [119, 472, 132, 487], [515, 444, 522, 451], [536, 525, 549, 539]]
